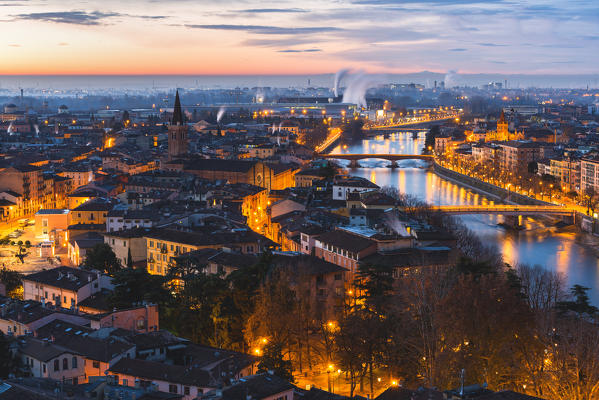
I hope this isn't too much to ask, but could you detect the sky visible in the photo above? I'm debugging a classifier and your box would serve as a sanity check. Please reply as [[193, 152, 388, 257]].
[[0, 0, 598, 75]]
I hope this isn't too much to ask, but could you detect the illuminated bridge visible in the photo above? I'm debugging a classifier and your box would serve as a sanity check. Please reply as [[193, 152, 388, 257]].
[[365, 115, 461, 131], [430, 205, 576, 217], [321, 153, 434, 168]]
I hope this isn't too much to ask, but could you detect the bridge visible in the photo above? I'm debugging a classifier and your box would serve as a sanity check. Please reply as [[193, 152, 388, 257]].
[[321, 153, 434, 168], [430, 205, 575, 216], [365, 115, 461, 131], [429, 205, 576, 227]]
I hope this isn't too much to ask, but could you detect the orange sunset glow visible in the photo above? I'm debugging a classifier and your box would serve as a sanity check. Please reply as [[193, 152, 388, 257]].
[[1, 0, 598, 75]]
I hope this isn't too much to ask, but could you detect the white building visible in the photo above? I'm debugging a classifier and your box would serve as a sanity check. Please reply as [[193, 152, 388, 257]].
[[23, 266, 113, 308], [19, 337, 86, 384], [332, 176, 379, 201]]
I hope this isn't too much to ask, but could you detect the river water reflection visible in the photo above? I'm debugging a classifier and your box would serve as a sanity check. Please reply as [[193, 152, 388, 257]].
[[329, 131, 599, 303]]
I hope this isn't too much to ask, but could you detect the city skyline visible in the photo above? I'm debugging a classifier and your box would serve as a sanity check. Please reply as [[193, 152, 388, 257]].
[[1, 0, 598, 75]]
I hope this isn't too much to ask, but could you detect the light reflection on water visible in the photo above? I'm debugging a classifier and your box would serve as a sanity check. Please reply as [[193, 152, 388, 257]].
[[329, 131, 599, 302]]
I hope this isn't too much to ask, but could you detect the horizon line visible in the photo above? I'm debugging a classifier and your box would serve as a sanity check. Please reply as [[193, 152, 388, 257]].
[[1, 72, 599, 77]]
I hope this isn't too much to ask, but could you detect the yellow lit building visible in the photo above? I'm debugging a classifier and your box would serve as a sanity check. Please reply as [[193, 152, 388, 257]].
[[485, 111, 524, 142], [144, 228, 274, 275]]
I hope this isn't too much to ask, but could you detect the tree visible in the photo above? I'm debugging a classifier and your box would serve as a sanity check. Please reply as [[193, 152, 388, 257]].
[[528, 161, 538, 174], [83, 243, 121, 274], [584, 187, 597, 215], [355, 263, 395, 315], [0, 268, 23, 299], [257, 342, 294, 383], [453, 256, 497, 278], [245, 268, 296, 355], [424, 125, 440, 154], [557, 285, 598, 317], [0, 331, 16, 378], [435, 273, 534, 390], [126, 248, 133, 269], [109, 267, 171, 309]]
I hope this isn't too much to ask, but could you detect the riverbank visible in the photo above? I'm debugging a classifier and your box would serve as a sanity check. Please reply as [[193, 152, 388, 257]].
[[432, 161, 599, 233], [432, 162, 550, 206]]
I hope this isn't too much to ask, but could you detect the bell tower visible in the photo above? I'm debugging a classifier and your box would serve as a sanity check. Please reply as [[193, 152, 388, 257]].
[[168, 90, 188, 159], [497, 110, 508, 141]]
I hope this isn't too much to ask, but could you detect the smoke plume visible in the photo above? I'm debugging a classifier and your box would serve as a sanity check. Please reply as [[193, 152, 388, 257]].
[[217, 106, 226, 123], [333, 68, 350, 97], [341, 70, 382, 109], [444, 70, 459, 88]]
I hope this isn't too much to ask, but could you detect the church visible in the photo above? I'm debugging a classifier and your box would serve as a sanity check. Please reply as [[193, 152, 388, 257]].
[[168, 90, 188, 159], [484, 110, 524, 142]]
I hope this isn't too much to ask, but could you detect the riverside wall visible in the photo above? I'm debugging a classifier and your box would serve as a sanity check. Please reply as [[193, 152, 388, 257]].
[[432, 162, 549, 206], [433, 161, 595, 231]]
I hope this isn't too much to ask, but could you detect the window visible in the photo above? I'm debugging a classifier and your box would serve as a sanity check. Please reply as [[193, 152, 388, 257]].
[[334, 273, 342, 281], [54, 360, 59, 371], [124, 241, 127, 247], [184, 387, 190, 396], [169, 385, 178, 394], [43, 364, 46, 373], [72, 357, 78, 369], [149, 241, 154, 248], [63, 296, 67, 304], [93, 361, 100, 368], [63, 358, 68, 370]]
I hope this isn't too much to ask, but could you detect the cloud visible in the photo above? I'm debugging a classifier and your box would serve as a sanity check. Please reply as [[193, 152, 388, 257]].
[[8, 43, 20, 47], [57, 42, 69, 46], [242, 37, 323, 48], [449, 48, 467, 51], [12, 10, 167, 25], [477, 42, 507, 47], [277, 48, 322, 53], [352, 0, 506, 5], [13, 10, 119, 25], [185, 24, 341, 35], [237, 8, 307, 14]]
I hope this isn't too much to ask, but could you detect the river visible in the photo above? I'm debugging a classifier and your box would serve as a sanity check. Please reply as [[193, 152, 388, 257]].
[[329, 131, 599, 303]]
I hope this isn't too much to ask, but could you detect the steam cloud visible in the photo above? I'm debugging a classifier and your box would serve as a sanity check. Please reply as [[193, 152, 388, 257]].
[[333, 68, 350, 97], [444, 70, 459, 88], [217, 106, 226, 123], [341, 70, 382, 109]]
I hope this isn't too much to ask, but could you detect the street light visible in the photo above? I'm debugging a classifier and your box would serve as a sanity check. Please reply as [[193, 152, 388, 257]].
[[327, 364, 334, 392]]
